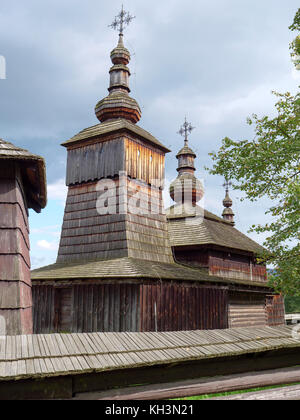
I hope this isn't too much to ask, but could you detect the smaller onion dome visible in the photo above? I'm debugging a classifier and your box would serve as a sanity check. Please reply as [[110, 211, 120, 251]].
[[223, 191, 233, 208], [222, 180, 235, 225], [170, 173, 204, 204], [110, 35, 130, 65], [170, 118, 204, 205]]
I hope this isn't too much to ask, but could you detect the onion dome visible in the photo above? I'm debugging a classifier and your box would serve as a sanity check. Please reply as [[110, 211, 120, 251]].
[[170, 118, 204, 205], [170, 173, 204, 204], [95, 32, 141, 124], [222, 180, 235, 225]]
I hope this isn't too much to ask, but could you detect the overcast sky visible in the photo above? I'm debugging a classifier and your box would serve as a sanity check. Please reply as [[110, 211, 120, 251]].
[[0, 1, 298, 269]]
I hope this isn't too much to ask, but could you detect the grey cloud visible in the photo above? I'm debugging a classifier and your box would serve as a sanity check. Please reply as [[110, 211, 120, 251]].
[[0, 0, 298, 233]]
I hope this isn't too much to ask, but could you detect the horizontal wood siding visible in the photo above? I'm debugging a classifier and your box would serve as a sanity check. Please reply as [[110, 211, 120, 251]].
[[140, 283, 228, 332], [57, 177, 173, 264], [228, 292, 267, 328]]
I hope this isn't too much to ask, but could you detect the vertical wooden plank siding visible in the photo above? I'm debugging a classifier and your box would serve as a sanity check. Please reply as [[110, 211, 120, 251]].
[[33, 284, 141, 334], [139, 283, 228, 332], [266, 295, 285, 326], [32, 286, 55, 334]]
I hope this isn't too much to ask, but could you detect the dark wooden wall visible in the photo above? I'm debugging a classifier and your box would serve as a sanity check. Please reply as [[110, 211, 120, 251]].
[[33, 283, 140, 334], [209, 250, 267, 284], [33, 281, 229, 334], [32, 281, 284, 335], [174, 248, 267, 284], [139, 283, 228, 332], [0, 163, 33, 335]]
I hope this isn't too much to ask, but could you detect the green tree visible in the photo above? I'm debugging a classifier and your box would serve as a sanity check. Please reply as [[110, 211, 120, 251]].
[[290, 8, 300, 69], [208, 10, 300, 296]]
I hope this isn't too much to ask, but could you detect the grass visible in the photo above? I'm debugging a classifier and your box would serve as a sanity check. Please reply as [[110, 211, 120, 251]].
[[172, 382, 300, 400]]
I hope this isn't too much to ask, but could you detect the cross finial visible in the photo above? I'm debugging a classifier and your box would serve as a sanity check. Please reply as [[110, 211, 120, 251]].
[[178, 117, 195, 146], [223, 178, 232, 194], [109, 5, 135, 35]]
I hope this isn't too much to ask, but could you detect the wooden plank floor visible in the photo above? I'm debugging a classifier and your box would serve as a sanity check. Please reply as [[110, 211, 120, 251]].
[[0, 326, 299, 382]]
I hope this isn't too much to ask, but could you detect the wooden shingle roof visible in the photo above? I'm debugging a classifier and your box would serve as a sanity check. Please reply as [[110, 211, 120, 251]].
[[31, 257, 268, 287], [61, 119, 171, 153], [0, 138, 47, 211], [0, 326, 297, 382], [167, 205, 265, 255]]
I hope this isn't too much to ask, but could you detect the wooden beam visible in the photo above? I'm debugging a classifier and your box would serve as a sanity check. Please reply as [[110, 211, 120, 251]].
[[73, 366, 300, 400]]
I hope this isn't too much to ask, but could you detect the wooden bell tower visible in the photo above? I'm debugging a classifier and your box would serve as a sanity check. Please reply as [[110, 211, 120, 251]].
[[57, 12, 173, 265]]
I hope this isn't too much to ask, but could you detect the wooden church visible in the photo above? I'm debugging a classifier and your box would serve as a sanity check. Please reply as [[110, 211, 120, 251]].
[[29, 9, 285, 334]]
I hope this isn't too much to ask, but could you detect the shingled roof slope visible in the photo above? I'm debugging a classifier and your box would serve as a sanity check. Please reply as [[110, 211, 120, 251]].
[[166, 204, 265, 255], [61, 119, 171, 153], [31, 257, 268, 287], [0, 138, 47, 210]]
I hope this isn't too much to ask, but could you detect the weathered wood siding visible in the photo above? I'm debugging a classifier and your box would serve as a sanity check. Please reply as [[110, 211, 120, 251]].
[[140, 283, 228, 332], [57, 177, 173, 264], [228, 292, 267, 328], [125, 137, 165, 187], [33, 283, 140, 334], [266, 295, 285, 326], [33, 282, 228, 333], [32, 286, 55, 334], [172, 250, 209, 269], [209, 250, 267, 284], [66, 138, 125, 186], [66, 136, 165, 188], [0, 162, 33, 335]]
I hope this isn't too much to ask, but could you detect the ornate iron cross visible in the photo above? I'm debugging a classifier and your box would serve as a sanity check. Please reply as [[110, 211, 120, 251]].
[[109, 5, 135, 35], [223, 179, 232, 193], [178, 117, 195, 145]]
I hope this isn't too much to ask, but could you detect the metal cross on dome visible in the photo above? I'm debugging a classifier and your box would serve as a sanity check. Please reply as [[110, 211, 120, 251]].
[[109, 5, 135, 35], [223, 178, 232, 193], [178, 117, 195, 146]]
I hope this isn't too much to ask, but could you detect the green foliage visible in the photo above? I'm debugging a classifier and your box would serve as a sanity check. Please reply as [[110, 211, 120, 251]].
[[289, 8, 300, 69], [208, 90, 300, 296], [207, 10, 300, 296], [285, 296, 300, 313]]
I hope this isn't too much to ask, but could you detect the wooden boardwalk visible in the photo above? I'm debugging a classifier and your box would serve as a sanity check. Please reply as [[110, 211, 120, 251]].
[[0, 325, 299, 382]]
